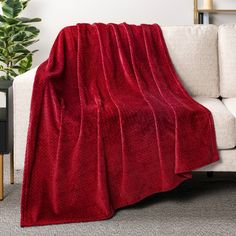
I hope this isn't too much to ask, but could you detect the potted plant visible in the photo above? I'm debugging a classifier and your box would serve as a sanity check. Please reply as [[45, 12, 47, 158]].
[[0, 0, 41, 89]]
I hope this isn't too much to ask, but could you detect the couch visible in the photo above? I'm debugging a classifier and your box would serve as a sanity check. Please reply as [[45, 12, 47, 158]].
[[12, 24, 236, 170]]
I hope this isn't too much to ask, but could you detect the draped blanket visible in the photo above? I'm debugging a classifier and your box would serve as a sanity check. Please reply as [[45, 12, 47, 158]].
[[21, 23, 219, 227]]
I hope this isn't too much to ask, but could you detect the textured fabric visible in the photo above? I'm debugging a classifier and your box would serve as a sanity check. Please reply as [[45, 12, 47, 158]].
[[223, 98, 236, 118], [21, 23, 219, 227], [162, 25, 219, 98], [219, 25, 236, 98], [197, 149, 236, 172], [13, 84, 235, 171], [223, 98, 236, 139], [12, 25, 236, 175], [194, 97, 236, 149], [13, 67, 38, 170], [14, 97, 236, 170], [13, 25, 222, 170]]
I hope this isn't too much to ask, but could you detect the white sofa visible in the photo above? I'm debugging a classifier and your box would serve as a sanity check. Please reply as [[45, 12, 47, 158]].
[[12, 24, 236, 170]]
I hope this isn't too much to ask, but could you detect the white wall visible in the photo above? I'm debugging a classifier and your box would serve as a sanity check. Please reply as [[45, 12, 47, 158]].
[[22, 0, 236, 67], [23, 0, 194, 67]]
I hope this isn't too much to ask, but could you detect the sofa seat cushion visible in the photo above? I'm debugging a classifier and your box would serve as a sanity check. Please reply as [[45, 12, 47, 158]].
[[223, 98, 236, 118], [194, 97, 236, 149], [196, 149, 236, 172], [222, 98, 236, 139], [162, 25, 219, 98]]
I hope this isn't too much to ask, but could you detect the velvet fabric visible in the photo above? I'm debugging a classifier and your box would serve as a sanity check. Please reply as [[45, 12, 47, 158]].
[[21, 23, 219, 227]]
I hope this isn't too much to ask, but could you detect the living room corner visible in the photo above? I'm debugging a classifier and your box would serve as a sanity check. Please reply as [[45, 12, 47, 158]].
[[0, 0, 236, 235]]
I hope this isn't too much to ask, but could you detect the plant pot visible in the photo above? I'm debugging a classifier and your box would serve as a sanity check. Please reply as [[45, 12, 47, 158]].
[[0, 80, 13, 90], [0, 80, 13, 169], [0, 80, 13, 108]]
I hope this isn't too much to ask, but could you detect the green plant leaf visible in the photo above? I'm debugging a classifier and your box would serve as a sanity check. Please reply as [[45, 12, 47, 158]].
[[5, 25, 14, 35], [11, 31, 26, 41], [0, 58, 8, 63], [21, 38, 38, 46], [0, 0, 40, 79], [20, 26, 40, 40], [12, 52, 29, 63], [24, 26, 40, 35], [2, 0, 23, 18], [0, 67, 18, 79], [0, 26, 5, 32], [0, 15, 19, 24], [31, 49, 38, 53], [9, 43, 30, 54], [18, 53, 32, 73], [0, 39, 6, 48], [0, 15, 7, 23], [12, 65, 21, 69], [16, 17, 41, 23], [22, 0, 30, 9], [0, 47, 8, 57], [0, 53, 7, 60], [8, 68, 18, 77]]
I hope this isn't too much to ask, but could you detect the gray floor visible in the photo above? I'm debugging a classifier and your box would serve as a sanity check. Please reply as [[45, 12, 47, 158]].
[[1, 158, 236, 236]]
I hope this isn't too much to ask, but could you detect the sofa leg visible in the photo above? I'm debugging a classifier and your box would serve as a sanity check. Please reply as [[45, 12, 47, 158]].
[[207, 171, 214, 177], [0, 154, 3, 201], [10, 152, 14, 185]]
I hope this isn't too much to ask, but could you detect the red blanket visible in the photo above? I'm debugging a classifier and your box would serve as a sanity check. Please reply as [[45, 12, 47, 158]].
[[21, 23, 219, 227]]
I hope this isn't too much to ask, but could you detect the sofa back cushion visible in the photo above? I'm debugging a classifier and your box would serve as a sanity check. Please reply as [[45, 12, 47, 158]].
[[218, 25, 236, 98], [162, 25, 219, 98]]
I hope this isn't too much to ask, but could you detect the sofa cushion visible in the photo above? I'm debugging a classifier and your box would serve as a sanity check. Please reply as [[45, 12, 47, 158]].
[[196, 149, 236, 172], [219, 25, 236, 98], [162, 25, 219, 98], [194, 97, 236, 149], [222, 98, 236, 148], [222, 97, 236, 119]]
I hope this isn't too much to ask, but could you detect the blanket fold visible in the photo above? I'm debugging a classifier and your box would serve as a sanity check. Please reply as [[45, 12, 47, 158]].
[[21, 23, 219, 227]]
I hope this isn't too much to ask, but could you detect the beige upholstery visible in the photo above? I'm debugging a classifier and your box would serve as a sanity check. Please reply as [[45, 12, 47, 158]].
[[196, 149, 236, 172], [162, 25, 219, 98], [223, 98, 236, 118], [219, 25, 236, 98], [223, 98, 236, 136], [194, 97, 236, 149], [13, 67, 37, 169]]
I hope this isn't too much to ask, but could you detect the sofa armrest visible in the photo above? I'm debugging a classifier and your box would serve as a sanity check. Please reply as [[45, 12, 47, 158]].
[[13, 67, 38, 169]]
